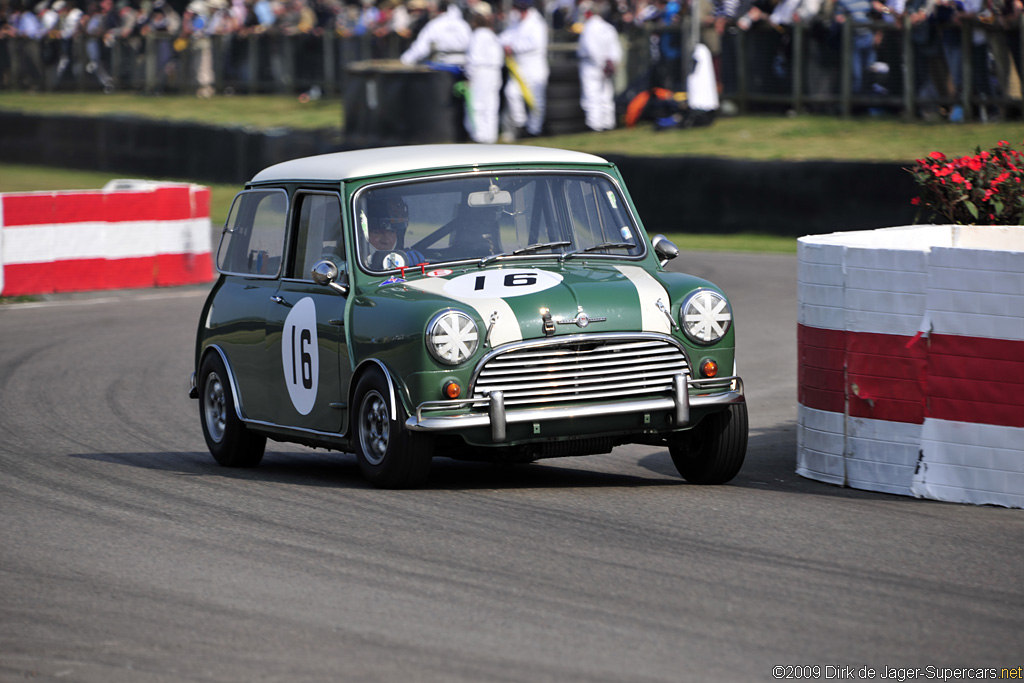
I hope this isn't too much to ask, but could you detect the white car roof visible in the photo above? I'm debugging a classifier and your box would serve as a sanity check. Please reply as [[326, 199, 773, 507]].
[[249, 144, 611, 184]]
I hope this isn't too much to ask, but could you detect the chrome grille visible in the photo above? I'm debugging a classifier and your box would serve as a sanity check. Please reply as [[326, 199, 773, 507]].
[[472, 336, 690, 408]]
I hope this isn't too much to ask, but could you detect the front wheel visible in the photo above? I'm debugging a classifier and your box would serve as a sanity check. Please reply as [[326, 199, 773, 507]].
[[199, 352, 266, 467], [353, 370, 433, 489], [669, 403, 748, 485]]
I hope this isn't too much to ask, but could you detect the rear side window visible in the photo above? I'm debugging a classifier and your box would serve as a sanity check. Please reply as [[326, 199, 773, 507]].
[[216, 189, 288, 277]]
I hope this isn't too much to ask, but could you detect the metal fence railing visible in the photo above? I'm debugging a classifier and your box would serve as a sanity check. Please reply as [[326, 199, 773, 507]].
[[3, 16, 1022, 122]]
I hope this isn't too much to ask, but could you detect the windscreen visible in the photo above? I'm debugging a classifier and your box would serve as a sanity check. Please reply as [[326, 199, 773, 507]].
[[353, 173, 643, 272]]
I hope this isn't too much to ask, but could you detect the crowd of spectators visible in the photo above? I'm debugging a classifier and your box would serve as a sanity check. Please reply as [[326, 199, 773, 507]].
[[1, 0, 1022, 121]]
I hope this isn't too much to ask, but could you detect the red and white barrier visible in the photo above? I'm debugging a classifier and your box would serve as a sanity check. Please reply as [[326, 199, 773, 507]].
[[798, 225, 1024, 508], [0, 181, 213, 297]]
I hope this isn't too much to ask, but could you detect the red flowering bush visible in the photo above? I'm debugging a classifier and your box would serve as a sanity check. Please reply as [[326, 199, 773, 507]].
[[907, 140, 1024, 225]]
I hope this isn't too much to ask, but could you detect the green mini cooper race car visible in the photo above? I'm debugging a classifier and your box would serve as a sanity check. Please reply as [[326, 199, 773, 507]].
[[190, 145, 746, 488]]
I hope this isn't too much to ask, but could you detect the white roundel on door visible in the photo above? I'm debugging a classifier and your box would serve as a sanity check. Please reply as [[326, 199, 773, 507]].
[[443, 269, 563, 299], [281, 296, 319, 415]]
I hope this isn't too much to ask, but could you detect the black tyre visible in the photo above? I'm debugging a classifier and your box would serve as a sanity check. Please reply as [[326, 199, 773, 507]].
[[669, 403, 748, 485], [199, 353, 266, 467], [353, 370, 433, 489]]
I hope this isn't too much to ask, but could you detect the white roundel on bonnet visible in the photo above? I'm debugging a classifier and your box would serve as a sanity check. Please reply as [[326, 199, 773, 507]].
[[443, 269, 563, 299], [281, 296, 319, 415]]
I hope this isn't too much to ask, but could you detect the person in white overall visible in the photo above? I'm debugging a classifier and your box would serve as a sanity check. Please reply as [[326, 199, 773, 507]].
[[499, 0, 549, 138], [399, 1, 471, 66], [577, 0, 622, 131], [464, 2, 504, 143]]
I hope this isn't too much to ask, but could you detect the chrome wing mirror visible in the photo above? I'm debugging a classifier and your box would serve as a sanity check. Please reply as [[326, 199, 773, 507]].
[[311, 260, 349, 296], [651, 234, 679, 267]]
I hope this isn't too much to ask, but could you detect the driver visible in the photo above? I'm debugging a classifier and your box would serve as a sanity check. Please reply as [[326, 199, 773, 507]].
[[363, 196, 408, 269]]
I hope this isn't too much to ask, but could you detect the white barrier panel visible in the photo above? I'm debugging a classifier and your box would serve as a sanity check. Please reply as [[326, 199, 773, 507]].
[[0, 182, 213, 297], [797, 225, 1024, 509]]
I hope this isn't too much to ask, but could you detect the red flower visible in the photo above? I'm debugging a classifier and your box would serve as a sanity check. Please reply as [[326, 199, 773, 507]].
[[909, 141, 1023, 225]]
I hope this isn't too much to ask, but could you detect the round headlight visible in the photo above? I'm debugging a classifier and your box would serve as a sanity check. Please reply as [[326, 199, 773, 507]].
[[426, 310, 479, 365], [680, 290, 732, 345]]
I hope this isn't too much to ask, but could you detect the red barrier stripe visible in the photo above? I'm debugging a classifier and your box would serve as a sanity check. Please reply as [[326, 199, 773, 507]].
[[191, 187, 211, 220], [2, 187, 206, 227], [797, 325, 846, 414], [2, 253, 212, 296], [799, 323, 1024, 428], [846, 329, 927, 424], [155, 252, 214, 287], [927, 334, 1024, 428], [928, 398, 1024, 429]]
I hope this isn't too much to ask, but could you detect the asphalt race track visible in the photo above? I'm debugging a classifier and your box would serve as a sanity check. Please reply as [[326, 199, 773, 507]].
[[1, 252, 1021, 682]]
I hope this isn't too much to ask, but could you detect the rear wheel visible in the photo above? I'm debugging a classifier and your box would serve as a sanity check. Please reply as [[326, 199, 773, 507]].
[[353, 370, 433, 489], [670, 403, 748, 484], [199, 353, 266, 467]]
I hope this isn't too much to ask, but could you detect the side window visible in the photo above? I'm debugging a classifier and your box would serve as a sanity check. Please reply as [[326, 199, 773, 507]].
[[288, 193, 344, 280], [216, 189, 288, 277]]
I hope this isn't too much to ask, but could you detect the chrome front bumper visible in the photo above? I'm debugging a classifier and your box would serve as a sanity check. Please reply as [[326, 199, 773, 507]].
[[405, 375, 744, 443]]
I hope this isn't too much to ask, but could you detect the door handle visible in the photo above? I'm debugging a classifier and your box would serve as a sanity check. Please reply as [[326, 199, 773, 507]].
[[270, 295, 288, 306]]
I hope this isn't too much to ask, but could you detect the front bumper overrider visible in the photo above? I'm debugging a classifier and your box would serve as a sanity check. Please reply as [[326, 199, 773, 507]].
[[405, 375, 744, 443]]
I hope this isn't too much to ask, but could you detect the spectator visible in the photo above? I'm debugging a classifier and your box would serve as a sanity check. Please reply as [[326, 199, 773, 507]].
[[995, 0, 1022, 115], [934, 0, 964, 118], [140, 0, 181, 90], [386, 0, 413, 38], [464, 1, 503, 142], [251, 0, 275, 27], [547, 0, 574, 28], [733, 0, 786, 94], [181, 0, 216, 97], [82, 0, 116, 91], [941, 0, 995, 121], [15, 1, 48, 89], [353, 0, 380, 36], [500, 0, 549, 138], [711, 0, 744, 97], [399, 0, 471, 65], [53, 0, 84, 84], [834, 0, 878, 95], [659, 0, 683, 89], [405, 0, 431, 37], [577, 0, 622, 130], [905, 0, 944, 119], [0, 8, 12, 88]]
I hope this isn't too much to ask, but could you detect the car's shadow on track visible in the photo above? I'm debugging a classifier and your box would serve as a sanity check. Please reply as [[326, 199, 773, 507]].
[[69, 448, 685, 491], [68, 420, 893, 499]]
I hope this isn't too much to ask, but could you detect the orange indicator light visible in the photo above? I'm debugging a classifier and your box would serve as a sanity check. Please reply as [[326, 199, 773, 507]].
[[701, 360, 719, 378], [444, 382, 462, 399]]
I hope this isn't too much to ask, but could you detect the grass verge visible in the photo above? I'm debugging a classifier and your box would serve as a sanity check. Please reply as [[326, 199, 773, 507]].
[[0, 92, 343, 131], [2, 92, 1022, 161]]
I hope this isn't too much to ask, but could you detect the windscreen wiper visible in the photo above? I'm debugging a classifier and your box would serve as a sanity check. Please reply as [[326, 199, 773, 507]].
[[559, 242, 635, 263], [478, 241, 571, 267]]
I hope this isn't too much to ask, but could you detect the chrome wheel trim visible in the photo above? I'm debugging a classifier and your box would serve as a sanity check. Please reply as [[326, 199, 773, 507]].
[[204, 371, 227, 443], [359, 389, 390, 466]]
